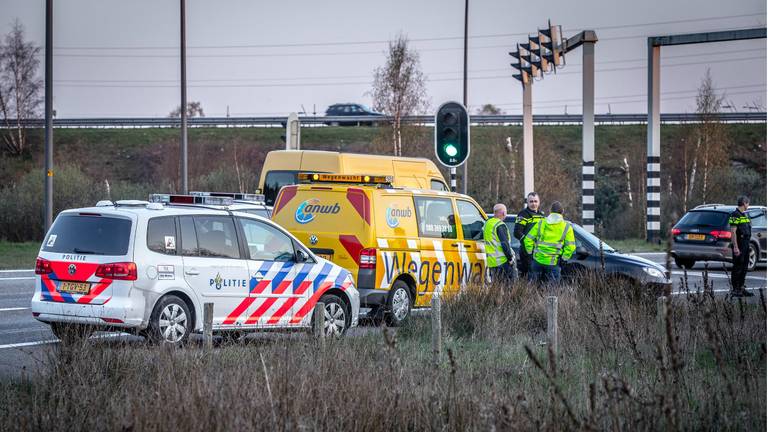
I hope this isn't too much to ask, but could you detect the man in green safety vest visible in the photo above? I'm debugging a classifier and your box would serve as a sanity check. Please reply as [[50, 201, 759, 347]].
[[483, 203, 517, 284], [523, 201, 576, 285]]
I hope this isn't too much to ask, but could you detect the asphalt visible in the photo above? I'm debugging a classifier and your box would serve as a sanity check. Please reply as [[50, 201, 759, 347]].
[[0, 255, 765, 377]]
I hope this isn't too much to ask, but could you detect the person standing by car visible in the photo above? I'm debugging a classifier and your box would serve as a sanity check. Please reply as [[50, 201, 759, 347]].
[[514, 192, 545, 278], [523, 201, 576, 285], [729, 196, 754, 297], [484, 203, 517, 284]]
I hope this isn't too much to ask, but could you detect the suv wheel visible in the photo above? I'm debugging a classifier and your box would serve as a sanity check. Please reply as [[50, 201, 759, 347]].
[[748, 243, 758, 272], [385, 280, 412, 327], [50, 322, 93, 344], [675, 257, 696, 270], [148, 295, 192, 345]]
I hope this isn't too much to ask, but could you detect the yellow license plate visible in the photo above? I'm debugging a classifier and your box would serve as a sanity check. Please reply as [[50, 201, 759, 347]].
[[59, 281, 90, 294], [317, 254, 333, 261], [687, 234, 706, 241]]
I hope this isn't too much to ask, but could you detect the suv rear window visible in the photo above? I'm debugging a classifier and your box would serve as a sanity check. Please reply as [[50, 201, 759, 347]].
[[43, 214, 132, 256], [677, 211, 728, 228]]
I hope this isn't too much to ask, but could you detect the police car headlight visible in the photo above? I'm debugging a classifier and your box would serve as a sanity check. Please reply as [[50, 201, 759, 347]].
[[643, 267, 665, 279]]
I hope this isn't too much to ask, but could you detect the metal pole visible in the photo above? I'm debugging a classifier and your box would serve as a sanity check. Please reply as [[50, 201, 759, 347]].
[[180, 0, 189, 194], [522, 81, 534, 197], [450, 167, 457, 192], [581, 40, 596, 233], [462, 0, 469, 195], [646, 41, 661, 242], [44, 0, 53, 232]]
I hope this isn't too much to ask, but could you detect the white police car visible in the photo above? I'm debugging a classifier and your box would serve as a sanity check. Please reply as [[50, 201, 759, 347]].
[[31, 196, 359, 345], [155, 191, 273, 219]]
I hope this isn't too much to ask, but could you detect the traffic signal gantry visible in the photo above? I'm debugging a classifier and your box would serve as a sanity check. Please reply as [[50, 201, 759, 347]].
[[509, 21, 598, 233], [435, 101, 470, 192]]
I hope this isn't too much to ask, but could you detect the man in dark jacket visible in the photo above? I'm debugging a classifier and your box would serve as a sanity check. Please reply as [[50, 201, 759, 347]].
[[514, 192, 545, 278]]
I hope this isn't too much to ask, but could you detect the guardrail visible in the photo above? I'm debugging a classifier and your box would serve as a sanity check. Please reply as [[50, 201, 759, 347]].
[[2, 112, 765, 128]]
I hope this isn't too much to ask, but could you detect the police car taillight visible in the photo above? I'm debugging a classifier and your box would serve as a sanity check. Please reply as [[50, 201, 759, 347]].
[[359, 248, 377, 269], [35, 257, 52, 275], [95, 262, 137, 281]]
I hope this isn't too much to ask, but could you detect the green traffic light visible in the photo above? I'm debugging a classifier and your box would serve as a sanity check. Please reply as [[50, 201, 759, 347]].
[[444, 143, 458, 157]]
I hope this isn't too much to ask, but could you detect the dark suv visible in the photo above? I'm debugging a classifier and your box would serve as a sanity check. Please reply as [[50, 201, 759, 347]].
[[324, 103, 384, 126], [671, 204, 766, 271]]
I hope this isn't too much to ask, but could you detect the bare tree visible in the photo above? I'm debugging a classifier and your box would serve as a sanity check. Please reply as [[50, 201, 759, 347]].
[[168, 101, 205, 118], [0, 21, 42, 155], [694, 70, 728, 203], [370, 35, 427, 156]]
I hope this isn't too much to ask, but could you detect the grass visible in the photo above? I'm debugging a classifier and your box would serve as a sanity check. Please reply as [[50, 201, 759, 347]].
[[605, 237, 668, 253], [0, 241, 38, 269], [0, 275, 764, 431]]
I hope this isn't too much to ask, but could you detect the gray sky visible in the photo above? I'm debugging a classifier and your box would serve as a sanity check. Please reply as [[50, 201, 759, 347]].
[[2, 0, 766, 118]]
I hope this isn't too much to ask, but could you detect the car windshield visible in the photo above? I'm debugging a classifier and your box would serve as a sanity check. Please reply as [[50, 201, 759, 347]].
[[677, 211, 728, 227], [572, 224, 616, 252]]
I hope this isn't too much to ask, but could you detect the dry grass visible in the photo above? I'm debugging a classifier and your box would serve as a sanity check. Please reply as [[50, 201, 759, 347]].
[[1, 275, 765, 431]]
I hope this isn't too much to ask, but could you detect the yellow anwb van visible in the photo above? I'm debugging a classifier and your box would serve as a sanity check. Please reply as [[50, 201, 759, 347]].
[[258, 150, 449, 205], [271, 173, 487, 325]]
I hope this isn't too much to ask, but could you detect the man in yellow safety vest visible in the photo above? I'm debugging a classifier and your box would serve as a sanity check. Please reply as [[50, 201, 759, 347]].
[[523, 201, 576, 284], [483, 203, 517, 284]]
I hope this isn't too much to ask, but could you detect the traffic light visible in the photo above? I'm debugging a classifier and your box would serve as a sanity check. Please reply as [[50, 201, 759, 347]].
[[434, 101, 469, 167], [538, 20, 564, 71]]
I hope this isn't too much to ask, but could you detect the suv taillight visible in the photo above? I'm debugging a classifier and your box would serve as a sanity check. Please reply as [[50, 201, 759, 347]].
[[709, 230, 732, 240], [671, 228, 681, 236], [35, 257, 52, 275], [359, 248, 377, 269], [95, 262, 137, 280]]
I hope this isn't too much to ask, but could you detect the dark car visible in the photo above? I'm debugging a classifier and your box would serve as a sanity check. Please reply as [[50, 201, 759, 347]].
[[324, 103, 384, 126], [671, 204, 766, 271], [490, 215, 670, 290]]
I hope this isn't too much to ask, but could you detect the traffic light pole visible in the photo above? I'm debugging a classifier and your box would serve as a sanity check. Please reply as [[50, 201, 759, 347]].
[[450, 167, 457, 192], [180, 0, 189, 194], [44, 0, 53, 232], [522, 80, 534, 199]]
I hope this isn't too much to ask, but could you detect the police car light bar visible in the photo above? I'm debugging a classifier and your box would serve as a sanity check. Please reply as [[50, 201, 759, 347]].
[[149, 193, 234, 206], [190, 191, 266, 202], [297, 173, 393, 184]]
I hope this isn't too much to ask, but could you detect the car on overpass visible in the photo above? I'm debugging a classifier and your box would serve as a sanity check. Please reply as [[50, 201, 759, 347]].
[[491, 214, 670, 290], [671, 204, 766, 271], [324, 103, 384, 126]]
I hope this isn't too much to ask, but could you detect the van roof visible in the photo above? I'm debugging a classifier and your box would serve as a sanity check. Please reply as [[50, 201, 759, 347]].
[[290, 183, 473, 200]]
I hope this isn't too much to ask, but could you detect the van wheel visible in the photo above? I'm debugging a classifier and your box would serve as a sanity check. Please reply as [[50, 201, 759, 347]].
[[748, 243, 758, 272], [148, 295, 192, 346], [50, 322, 93, 344], [675, 258, 695, 269], [385, 281, 411, 327]]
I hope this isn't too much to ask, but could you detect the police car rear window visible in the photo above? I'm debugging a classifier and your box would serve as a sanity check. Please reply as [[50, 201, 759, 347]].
[[42, 214, 132, 256], [677, 211, 728, 228]]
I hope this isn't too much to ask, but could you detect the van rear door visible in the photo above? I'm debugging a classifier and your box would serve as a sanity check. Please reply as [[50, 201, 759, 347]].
[[38, 212, 135, 306]]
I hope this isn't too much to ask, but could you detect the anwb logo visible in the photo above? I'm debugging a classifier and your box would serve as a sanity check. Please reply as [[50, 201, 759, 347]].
[[295, 199, 340, 224]]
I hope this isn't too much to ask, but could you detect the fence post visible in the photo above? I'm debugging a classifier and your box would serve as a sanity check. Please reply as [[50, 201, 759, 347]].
[[431, 295, 442, 366], [203, 302, 213, 351], [546, 296, 558, 356], [657, 296, 668, 366], [313, 302, 325, 340]]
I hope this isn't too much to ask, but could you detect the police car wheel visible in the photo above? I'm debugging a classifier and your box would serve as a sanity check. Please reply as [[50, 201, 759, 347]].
[[148, 295, 192, 345], [50, 322, 93, 344], [319, 294, 348, 337], [748, 243, 758, 272], [385, 281, 411, 327]]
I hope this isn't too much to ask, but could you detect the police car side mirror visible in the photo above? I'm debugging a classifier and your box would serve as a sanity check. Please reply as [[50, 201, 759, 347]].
[[295, 249, 309, 263], [575, 246, 590, 260]]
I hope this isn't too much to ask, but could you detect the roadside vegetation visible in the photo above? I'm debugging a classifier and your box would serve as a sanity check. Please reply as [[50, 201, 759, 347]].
[[1, 276, 764, 430], [0, 241, 37, 269]]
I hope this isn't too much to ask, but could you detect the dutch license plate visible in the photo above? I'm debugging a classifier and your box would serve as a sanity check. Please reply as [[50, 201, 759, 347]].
[[686, 234, 706, 241], [317, 254, 333, 261], [59, 281, 90, 294]]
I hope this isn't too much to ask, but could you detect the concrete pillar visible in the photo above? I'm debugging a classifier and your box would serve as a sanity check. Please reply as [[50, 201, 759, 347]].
[[522, 81, 534, 197], [581, 41, 596, 233], [646, 42, 661, 242]]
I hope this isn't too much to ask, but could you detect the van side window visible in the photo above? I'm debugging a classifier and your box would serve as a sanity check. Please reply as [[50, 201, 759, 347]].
[[193, 216, 241, 259], [147, 217, 177, 255], [456, 200, 485, 240], [237, 217, 296, 262], [430, 180, 448, 191], [414, 197, 457, 239], [179, 216, 199, 256]]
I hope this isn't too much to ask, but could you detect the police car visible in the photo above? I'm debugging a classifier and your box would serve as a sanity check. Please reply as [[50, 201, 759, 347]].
[[155, 191, 273, 219], [31, 195, 359, 345]]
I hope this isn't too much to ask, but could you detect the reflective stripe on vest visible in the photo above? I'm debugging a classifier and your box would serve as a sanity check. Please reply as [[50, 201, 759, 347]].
[[531, 220, 573, 266], [483, 218, 508, 268]]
